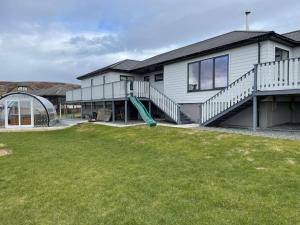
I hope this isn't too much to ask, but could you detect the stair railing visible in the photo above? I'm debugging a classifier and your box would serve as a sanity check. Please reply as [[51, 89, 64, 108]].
[[149, 86, 181, 123], [201, 69, 255, 125]]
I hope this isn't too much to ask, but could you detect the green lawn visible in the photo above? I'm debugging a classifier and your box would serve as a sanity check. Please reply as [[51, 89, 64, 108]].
[[0, 124, 299, 225]]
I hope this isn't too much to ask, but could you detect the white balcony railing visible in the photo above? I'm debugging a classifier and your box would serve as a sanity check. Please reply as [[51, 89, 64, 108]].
[[66, 81, 150, 102], [257, 58, 300, 91]]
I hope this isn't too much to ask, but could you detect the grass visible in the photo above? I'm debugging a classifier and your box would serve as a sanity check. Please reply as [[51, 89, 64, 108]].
[[0, 124, 299, 225]]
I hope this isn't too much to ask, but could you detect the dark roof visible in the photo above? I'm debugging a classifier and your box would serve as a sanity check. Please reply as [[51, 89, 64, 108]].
[[132, 31, 276, 70], [77, 59, 140, 80], [77, 30, 299, 79], [282, 30, 300, 42], [31, 86, 78, 97], [16, 82, 30, 87]]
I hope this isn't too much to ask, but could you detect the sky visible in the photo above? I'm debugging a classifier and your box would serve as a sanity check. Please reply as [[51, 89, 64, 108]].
[[0, 0, 299, 84]]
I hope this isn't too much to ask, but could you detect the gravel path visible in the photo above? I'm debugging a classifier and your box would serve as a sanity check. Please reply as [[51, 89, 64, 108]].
[[197, 126, 300, 141]]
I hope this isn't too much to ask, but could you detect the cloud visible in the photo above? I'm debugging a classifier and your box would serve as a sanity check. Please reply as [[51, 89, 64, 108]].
[[0, 0, 299, 83], [0, 26, 173, 83]]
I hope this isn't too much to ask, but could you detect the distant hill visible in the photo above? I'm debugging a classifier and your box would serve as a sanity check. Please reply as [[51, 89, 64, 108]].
[[0, 81, 80, 96]]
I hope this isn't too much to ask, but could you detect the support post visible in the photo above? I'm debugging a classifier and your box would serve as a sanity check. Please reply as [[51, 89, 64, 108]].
[[59, 103, 62, 119], [199, 103, 202, 126], [125, 81, 128, 97], [253, 64, 258, 132], [148, 101, 152, 116], [254, 64, 258, 92], [125, 100, 128, 124], [90, 102, 93, 119], [112, 101, 115, 122], [253, 95, 257, 132], [177, 104, 181, 125]]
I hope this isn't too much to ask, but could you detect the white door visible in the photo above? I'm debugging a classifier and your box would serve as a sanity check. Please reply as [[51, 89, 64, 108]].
[[5, 99, 34, 128]]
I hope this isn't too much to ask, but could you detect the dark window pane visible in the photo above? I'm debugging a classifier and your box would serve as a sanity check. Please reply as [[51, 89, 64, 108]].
[[144, 76, 150, 82], [214, 56, 228, 88], [275, 48, 289, 61], [120, 75, 134, 81], [200, 59, 213, 90], [155, 74, 163, 82], [188, 63, 199, 91]]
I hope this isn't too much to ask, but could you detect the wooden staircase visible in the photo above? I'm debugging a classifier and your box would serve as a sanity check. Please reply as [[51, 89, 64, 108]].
[[201, 69, 255, 126], [149, 86, 193, 124]]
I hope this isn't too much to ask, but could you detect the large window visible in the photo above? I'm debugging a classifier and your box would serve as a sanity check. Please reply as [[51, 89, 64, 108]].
[[188, 55, 228, 91]]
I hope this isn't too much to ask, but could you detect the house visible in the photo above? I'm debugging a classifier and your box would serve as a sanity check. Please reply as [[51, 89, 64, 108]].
[[0, 82, 33, 94], [66, 29, 300, 130]]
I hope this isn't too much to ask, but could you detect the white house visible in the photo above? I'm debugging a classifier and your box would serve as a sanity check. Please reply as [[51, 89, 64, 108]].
[[66, 29, 300, 130]]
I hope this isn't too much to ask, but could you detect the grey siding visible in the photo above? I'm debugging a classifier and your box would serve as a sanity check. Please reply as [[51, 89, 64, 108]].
[[81, 72, 139, 88], [143, 70, 164, 93], [163, 43, 260, 104], [180, 103, 200, 123], [293, 47, 300, 58]]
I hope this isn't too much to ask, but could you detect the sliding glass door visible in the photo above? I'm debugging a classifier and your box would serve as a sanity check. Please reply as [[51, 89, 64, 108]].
[[5, 99, 33, 128]]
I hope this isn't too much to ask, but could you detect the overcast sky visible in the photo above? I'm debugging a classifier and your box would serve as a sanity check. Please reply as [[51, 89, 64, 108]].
[[0, 0, 299, 84]]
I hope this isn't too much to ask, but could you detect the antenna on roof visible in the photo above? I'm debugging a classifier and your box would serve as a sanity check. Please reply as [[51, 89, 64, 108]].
[[245, 11, 251, 31]]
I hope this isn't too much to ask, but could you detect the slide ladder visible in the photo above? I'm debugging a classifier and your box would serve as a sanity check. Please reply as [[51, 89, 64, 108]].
[[129, 96, 157, 127]]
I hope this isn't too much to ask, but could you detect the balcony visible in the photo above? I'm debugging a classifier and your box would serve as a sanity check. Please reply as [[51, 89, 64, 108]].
[[66, 81, 150, 102], [257, 57, 300, 94]]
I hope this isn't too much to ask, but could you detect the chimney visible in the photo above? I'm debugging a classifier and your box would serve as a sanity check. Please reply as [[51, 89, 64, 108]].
[[245, 11, 251, 31]]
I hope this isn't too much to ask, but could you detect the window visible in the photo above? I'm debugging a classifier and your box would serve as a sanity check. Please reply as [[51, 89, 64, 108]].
[[120, 75, 134, 81], [17, 86, 28, 92], [214, 56, 229, 88], [188, 63, 199, 91], [188, 55, 228, 91], [275, 48, 289, 61], [144, 76, 150, 82], [200, 59, 213, 90], [91, 79, 94, 86], [155, 74, 163, 82]]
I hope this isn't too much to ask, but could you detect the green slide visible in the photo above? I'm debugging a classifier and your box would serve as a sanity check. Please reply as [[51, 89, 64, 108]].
[[129, 96, 157, 127]]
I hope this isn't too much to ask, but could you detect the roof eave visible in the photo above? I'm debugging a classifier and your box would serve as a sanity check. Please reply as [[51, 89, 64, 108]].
[[77, 68, 131, 80], [132, 32, 298, 72]]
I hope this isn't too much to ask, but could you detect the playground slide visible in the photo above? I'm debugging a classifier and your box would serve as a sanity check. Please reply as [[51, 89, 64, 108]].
[[129, 96, 157, 127]]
